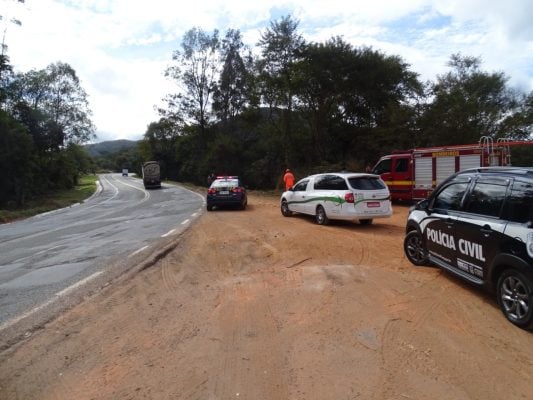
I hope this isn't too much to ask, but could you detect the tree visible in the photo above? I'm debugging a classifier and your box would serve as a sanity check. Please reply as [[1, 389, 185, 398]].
[[257, 15, 305, 161], [6, 62, 95, 147], [293, 38, 422, 166], [0, 109, 34, 206], [212, 29, 253, 124], [0, 53, 13, 107], [44, 62, 95, 145], [499, 91, 533, 138], [421, 54, 520, 145], [141, 118, 182, 180], [163, 27, 220, 137]]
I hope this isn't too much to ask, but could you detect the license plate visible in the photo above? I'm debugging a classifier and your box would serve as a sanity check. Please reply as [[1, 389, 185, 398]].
[[366, 201, 380, 208], [219, 190, 229, 195]]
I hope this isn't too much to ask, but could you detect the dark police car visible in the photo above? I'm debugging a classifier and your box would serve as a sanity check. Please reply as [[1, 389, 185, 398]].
[[206, 176, 247, 211], [404, 167, 533, 329]]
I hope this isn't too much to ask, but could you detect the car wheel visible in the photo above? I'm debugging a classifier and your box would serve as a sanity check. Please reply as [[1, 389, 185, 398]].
[[281, 200, 292, 217], [207, 205, 213, 211], [360, 219, 373, 225], [315, 205, 329, 225], [240, 201, 246, 210], [404, 230, 428, 266], [497, 269, 533, 330]]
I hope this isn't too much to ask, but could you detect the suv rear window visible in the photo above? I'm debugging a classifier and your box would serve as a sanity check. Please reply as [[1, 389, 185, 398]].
[[348, 177, 386, 190]]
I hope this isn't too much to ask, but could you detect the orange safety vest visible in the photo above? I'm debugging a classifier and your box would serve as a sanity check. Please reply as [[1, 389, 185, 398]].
[[283, 172, 295, 190]]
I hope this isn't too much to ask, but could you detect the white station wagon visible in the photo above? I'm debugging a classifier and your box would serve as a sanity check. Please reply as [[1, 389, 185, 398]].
[[280, 172, 393, 225]]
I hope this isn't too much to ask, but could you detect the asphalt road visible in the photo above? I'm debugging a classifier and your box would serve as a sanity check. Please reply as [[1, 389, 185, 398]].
[[0, 174, 204, 339]]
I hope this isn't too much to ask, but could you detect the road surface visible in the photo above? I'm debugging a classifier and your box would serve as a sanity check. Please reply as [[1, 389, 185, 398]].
[[0, 173, 204, 343]]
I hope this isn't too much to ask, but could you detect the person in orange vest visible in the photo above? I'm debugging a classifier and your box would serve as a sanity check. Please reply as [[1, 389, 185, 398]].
[[283, 168, 295, 191]]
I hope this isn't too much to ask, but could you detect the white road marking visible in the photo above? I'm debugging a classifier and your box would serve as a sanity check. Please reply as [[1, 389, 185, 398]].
[[128, 245, 149, 257], [181, 219, 190, 225], [161, 229, 176, 238], [0, 271, 103, 332], [55, 271, 103, 297]]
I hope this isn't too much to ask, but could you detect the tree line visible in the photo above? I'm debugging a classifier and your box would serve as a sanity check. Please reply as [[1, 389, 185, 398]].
[[138, 15, 533, 189], [1, 13, 532, 207], [0, 57, 95, 206]]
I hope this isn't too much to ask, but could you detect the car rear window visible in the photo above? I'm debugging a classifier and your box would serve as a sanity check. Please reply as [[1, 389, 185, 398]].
[[212, 179, 239, 188], [314, 175, 348, 190], [348, 177, 386, 190]]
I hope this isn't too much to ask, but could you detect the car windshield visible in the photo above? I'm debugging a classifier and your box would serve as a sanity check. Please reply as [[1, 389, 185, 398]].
[[212, 179, 239, 188], [348, 177, 386, 190]]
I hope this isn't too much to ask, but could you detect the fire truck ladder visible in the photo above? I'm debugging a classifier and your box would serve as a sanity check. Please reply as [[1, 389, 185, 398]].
[[479, 136, 498, 166], [496, 138, 512, 166], [479, 136, 515, 166]]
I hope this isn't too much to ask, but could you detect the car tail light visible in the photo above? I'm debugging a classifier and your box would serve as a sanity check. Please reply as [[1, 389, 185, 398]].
[[344, 192, 354, 203], [208, 188, 217, 194], [232, 187, 244, 193]]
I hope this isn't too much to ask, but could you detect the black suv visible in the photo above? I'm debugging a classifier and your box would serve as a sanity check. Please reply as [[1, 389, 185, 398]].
[[404, 167, 533, 329]]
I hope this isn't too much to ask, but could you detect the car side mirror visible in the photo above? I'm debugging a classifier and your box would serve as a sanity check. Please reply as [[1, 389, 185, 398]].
[[415, 199, 430, 213]]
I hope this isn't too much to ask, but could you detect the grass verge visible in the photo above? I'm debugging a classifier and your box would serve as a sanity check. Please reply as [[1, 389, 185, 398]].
[[0, 175, 98, 224]]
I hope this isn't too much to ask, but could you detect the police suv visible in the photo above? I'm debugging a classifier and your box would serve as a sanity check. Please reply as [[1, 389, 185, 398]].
[[404, 167, 533, 329]]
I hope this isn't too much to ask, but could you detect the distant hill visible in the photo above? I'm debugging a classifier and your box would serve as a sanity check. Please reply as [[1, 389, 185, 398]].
[[85, 139, 139, 157]]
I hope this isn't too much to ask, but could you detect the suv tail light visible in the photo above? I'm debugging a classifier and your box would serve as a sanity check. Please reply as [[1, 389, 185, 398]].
[[344, 192, 354, 203]]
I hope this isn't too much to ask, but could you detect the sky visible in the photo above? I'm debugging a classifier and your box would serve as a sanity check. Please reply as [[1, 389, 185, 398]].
[[2, 0, 533, 142]]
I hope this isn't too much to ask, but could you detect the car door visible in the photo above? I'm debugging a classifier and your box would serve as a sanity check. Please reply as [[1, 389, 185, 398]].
[[453, 177, 510, 283], [289, 179, 310, 214], [423, 177, 471, 270], [306, 174, 339, 216]]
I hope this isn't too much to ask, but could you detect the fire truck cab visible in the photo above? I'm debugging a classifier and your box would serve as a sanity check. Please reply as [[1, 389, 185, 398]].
[[372, 137, 518, 202]]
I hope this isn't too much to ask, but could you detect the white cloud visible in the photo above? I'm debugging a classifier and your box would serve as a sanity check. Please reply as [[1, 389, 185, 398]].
[[1, 0, 532, 142]]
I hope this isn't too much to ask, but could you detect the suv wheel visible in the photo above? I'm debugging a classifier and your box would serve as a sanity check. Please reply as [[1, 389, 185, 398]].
[[315, 206, 329, 225], [404, 230, 428, 266], [281, 200, 292, 217], [497, 269, 533, 330]]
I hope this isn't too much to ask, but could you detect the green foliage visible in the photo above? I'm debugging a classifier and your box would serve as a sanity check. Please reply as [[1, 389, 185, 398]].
[[213, 29, 254, 123], [6, 62, 95, 146], [0, 175, 97, 224], [0, 58, 96, 206], [0, 109, 34, 205], [151, 17, 532, 191], [163, 27, 220, 135], [420, 54, 523, 145]]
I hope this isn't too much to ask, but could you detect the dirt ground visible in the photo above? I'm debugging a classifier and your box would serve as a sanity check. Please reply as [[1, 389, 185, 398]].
[[1, 192, 533, 400]]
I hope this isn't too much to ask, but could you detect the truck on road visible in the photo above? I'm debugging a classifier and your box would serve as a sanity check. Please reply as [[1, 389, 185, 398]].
[[142, 161, 161, 189]]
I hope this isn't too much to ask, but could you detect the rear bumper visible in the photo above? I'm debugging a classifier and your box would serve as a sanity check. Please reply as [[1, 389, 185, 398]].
[[207, 194, 246, 207], [329, 202, 393, 221]]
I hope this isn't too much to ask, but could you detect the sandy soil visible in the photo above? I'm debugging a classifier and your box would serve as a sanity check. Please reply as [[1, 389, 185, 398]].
[[1, 192, 532, 400]]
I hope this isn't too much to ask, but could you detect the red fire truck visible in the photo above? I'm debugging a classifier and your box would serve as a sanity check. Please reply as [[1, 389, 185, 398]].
[[372, 137, 531, 202]]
